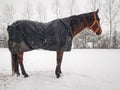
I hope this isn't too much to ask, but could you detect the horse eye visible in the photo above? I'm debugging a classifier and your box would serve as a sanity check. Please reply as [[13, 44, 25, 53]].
[[98, 18, 100, 22], [99, 18, 100, 21]]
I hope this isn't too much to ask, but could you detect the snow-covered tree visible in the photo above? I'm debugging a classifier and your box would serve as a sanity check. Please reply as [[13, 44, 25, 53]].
[[22, 1, 33, 20], [98, 34, 109, 48], [69, 0, 75, 15], [52, 0, 62, 18], [112, 30, 118, 48], [102, 0, 120, 48], [0, 4, 15, 47], [1, 4, 15, 25], [36, 3, 46, 22], [89, 0, 101, 11], [73, 29, 99, 49]]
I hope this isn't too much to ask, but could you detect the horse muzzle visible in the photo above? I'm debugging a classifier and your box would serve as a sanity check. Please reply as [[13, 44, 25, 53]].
[[96, 28, 102, 35]]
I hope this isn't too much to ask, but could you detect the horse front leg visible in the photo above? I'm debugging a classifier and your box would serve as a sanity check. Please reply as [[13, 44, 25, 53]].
[[17, 52, 29, 78], [55, 51, 64, 78]]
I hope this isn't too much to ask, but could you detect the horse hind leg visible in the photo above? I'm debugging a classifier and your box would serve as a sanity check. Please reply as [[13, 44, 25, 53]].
[[17, 52, 29, 78], [11, 53, 20, 77]]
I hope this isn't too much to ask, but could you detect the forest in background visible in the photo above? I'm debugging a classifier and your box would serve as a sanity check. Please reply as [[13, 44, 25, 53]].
[[0, 0, 120, 49]]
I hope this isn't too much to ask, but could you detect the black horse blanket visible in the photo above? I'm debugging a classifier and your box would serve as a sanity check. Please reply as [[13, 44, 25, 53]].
[[7, 18, 72, 54]]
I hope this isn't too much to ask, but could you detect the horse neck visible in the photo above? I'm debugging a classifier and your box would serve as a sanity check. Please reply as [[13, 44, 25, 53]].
[[71, 15, 90, 37], [71, 13, 94, 38]]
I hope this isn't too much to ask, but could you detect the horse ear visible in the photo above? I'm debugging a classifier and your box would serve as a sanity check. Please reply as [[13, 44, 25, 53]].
[[96, 9, 99, 14]]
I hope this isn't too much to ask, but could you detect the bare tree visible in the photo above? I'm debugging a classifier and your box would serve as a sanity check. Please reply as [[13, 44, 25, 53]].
[[0, 4, 15, 47], [67, 0, 79, 15], [52, 0, 59, 18], [118, 0, 120, 35], [103, 0, 120, 48], [52, 0, 77, 19], [90, 0, 101, 11], [99, 34, 109, 48], [52, 0, 64, 18], [112, 30, 118, 48], [69, 0, 74, 15], [36, 3, 46, 22], [22, 1, 33, 20], [1, 4, 15, 25]]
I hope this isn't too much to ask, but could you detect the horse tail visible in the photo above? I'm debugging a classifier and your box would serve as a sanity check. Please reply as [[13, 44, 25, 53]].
[[7, 25, 11, 32], [11, 53, 18, 76], [7, 25, 14, 37], [7, 24, 23, 43]]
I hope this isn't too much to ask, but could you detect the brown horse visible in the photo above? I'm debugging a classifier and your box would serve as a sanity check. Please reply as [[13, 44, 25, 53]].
[[7, 9, 102, 78]]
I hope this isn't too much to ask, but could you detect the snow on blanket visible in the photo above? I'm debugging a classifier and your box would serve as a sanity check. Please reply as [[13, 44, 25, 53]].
[[0, 48, 120, 90]]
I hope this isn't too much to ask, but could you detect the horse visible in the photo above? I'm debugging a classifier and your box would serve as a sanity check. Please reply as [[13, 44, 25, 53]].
[[7, 9, 102, 78]]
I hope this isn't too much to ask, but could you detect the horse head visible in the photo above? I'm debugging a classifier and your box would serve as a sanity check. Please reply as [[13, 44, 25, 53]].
[[89, 9, 102, 35], [70, 9, 102, 37]]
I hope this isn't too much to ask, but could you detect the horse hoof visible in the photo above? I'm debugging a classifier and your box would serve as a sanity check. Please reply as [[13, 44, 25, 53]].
[[24, 74, 29, 78], [17, 74, 20, 77], [56, 72, 63, 78], [56, 74, 60, 78], [56, 73, 62, 78], [56, 73, 63, 78], [16, 72, 20, 77]]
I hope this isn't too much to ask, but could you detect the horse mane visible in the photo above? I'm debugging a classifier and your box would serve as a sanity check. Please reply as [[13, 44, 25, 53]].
[[70, 12, 94, 27]]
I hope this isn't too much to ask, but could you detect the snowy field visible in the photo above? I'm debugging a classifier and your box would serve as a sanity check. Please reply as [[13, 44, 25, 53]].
[[0, 48, 120, 90]]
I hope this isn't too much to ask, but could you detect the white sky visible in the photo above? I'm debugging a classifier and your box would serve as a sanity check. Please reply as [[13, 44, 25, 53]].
[[0, 0, 108, 34], [0, 0, 87, 9], [0, 0, 89, 21]]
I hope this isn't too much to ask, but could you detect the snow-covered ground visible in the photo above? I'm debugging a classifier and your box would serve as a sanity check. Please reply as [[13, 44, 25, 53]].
[[0, 48, 120, 90]]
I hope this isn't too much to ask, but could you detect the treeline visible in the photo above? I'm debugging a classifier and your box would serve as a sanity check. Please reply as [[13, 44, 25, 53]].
[[73, 0, 120, 49], [73, 29, 120, 49], [0, 0, 120, 49]]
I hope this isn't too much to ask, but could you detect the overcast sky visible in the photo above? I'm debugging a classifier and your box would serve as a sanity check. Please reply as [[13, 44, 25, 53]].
[[0, 0, 89, 21], [0, 0, 87, 9], [0, 0, 112, 34]]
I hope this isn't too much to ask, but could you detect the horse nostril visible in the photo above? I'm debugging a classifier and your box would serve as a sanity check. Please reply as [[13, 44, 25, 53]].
[[96, 29, 102, 35]]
